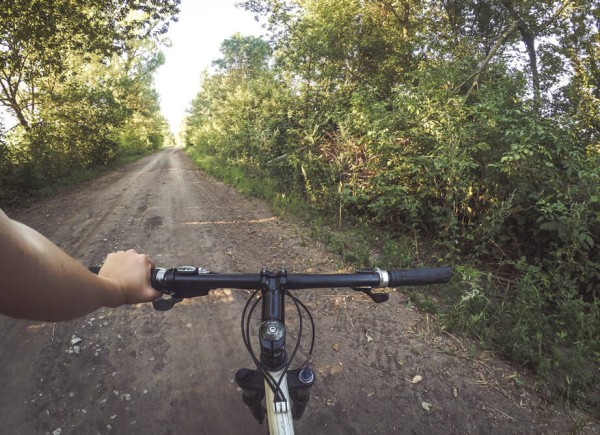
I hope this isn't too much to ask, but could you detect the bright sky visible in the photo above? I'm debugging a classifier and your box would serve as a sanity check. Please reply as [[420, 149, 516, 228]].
[[154, 0, 265, 136]]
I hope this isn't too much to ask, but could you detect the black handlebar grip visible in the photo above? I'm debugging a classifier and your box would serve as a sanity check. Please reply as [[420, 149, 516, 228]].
[[90, 266, 164, 291], [388, 267, 453, 287]]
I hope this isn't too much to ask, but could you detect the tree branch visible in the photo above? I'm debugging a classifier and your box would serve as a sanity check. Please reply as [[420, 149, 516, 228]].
[[372, 0, 410, 39], [537, 0, 572, 35], [465, 20, 519, 102]]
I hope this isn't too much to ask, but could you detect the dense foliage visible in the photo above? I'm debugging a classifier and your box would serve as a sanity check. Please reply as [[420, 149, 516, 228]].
[[0, 0, 179, 202], [184, 1, 599, 405]]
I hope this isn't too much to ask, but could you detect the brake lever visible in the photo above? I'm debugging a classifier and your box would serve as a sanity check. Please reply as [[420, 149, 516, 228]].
[[152, 296, 183, 311], [351, 287, 389, 303]]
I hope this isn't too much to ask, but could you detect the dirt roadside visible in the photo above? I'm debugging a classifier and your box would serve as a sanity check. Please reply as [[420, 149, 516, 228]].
[[0, 148, 597, 434]]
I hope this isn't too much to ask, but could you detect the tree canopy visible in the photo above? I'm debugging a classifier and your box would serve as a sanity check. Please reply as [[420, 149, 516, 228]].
[[0, 0, 179, 199]]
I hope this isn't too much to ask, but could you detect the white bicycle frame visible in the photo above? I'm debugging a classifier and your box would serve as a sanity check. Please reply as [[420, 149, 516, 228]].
[[265, 369, 294, 434]]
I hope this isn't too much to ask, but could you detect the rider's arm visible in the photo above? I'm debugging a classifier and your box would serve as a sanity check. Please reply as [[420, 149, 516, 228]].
[[0, 209, 160, 321]]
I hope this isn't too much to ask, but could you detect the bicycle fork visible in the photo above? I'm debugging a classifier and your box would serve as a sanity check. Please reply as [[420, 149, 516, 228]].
[[235, 366, 315, 424]]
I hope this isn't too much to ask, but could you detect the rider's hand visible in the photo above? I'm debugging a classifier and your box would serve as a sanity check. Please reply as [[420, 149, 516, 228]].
[[99, 249, 161, 306]]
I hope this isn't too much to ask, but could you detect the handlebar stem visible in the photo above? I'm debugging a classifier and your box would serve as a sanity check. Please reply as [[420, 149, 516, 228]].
[[259, 268, 288, 371]]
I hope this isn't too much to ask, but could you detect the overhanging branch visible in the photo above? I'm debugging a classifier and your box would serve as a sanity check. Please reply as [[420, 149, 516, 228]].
[[465, 20, 519, 102]]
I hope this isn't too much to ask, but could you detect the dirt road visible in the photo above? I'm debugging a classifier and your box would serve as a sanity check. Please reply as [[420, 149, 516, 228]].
[[0, 149, 596, 434]]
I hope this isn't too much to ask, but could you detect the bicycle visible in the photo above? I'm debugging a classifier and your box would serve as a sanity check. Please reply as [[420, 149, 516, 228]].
[[146, 265, 452, 435]]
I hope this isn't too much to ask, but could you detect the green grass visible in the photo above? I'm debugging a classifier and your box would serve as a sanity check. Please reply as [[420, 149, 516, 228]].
[[186, 148, 310, 220]]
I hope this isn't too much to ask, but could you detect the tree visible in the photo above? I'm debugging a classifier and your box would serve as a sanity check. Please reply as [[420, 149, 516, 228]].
[[449, 0, 574, 112], [213, 33, 272, 77], [555, 0, 600, 140], [190, 0, 600, 403], [0, 1, 178, 198], [0, 0, 179, 129], [112, 41, 171, 154]]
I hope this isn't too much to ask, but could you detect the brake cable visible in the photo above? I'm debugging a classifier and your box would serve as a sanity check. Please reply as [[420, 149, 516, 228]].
[[241, 288, 316, 406], [287, 291, 316, 361], [242, 290, 286, 401], [271, 291, 304, 399]]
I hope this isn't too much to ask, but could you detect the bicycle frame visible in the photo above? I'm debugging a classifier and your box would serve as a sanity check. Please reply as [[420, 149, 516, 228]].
[[265, 368, 294, 434]]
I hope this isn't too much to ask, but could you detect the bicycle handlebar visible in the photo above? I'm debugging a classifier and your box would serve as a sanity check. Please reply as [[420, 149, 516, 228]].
[[89, 265, 452, 301], [89, 263, 452, 424], [147, 266, 453, 298]]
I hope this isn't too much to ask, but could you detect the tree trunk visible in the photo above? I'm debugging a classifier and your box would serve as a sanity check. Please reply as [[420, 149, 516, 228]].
[[518, 26, 541, 112], [0, 73, 31, 130], [500, 1, 537, 111]]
